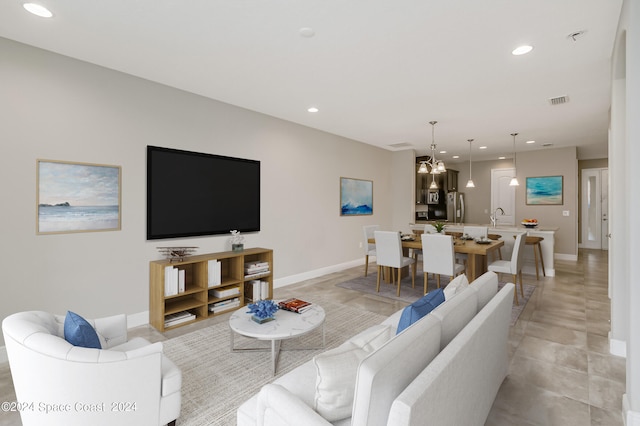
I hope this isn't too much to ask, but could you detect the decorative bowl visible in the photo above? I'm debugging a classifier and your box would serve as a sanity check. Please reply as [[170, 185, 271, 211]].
[[521, 222, 538, 228]]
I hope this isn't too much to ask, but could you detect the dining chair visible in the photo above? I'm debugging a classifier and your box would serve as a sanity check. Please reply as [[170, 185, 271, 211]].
[[488, 232, 526, 305], [456, 226, 490, 271], [374, 231, 416, 296], [421, 233, 465, 294], [362, 225, 379, 277], [487, 233, 503, 261]]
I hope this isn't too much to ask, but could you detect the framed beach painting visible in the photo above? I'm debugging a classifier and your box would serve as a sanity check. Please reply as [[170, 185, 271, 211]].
[[37, 159, 121, 234], [340, 177, 373, 216], [526, 175, 563, 205]]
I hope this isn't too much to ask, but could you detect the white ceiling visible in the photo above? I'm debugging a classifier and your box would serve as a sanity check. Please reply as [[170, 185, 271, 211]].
[[0, 0, 623, 161]]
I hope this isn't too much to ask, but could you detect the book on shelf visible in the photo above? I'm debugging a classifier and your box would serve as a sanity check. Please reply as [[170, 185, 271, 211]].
[[209, 298, 240, 313], [244, 280, 270, 302], [244, 261, 269, 275], [210, 286, 240, 298], [164, 266, 181, 296], [164, 310, 195, 327], [178, 269, 185, 293], [207, 259, 221, 287], [278, 298, 313, 313]]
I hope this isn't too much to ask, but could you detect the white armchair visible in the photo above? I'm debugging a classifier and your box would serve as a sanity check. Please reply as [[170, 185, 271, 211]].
[[2, 311, 181, 426]]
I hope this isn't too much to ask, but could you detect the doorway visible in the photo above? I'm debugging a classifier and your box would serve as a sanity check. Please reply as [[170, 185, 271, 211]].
[[491, 168, 516, 225], [581, 168, 609, 250]]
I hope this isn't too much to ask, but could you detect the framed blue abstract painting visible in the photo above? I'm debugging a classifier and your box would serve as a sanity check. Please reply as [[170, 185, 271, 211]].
[[526, 175, 563, 205], [340, 177, 373, 216]]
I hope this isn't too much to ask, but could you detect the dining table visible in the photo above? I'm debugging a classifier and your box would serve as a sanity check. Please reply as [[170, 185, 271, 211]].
[[370, 234, 504, 282]]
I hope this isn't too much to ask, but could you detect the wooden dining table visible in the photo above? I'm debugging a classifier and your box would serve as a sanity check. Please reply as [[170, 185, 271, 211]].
[[370, 235, 504, 282]]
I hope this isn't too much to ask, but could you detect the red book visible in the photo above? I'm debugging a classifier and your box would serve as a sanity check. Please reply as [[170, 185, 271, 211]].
[[278, 298, 313, 313]]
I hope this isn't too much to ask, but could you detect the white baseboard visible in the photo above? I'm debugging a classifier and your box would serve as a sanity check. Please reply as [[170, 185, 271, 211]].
[[610, 332, 627, 358], [274, 258, 363, 288], [623, 394, 640, 425], [555, 253, 578, 261]]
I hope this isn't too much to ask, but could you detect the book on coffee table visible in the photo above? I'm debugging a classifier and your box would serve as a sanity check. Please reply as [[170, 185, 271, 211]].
[[278, 298, 313, 314]]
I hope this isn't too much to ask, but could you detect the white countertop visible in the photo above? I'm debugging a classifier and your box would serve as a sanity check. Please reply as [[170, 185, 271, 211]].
[[414, 223, 558, 233]]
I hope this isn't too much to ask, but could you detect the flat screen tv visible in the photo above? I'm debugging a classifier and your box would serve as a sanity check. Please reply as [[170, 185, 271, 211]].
[[147, 145, 260, 240]]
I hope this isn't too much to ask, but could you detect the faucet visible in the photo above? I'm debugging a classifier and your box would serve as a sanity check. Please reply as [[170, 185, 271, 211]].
[[490, 207, 505, 228]]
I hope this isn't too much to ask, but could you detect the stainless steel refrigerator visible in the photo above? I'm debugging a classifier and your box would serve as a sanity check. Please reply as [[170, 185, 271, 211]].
[[446, 192, 465, 224]]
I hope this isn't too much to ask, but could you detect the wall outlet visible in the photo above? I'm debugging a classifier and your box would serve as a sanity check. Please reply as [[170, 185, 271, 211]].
[[563, 210, 570, 216]]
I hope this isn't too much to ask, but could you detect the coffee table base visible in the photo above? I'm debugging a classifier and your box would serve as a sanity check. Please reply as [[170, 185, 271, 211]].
[[230, 325, 326, 375]]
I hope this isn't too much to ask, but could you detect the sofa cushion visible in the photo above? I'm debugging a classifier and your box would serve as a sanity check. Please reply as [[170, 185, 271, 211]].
[[443, 274, 469, 300], [312, 325, 392, 421], [63, 311, 101, 349], [313, 342, 368, 421], [396, 289, 445, 334], [430, 286, 478, 349], [468, 271, 499, 312]]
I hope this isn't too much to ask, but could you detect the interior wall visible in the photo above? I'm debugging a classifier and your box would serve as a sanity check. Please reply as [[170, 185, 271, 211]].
[[0, 37, 395, 345], [452, 147, 579, 257]]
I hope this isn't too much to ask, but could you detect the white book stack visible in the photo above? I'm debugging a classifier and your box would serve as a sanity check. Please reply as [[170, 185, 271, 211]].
[[209, 297, 240, 313], [178, 269, 185, 293], [244, 261, 270, 279], [245, 280, 270, 302], [164, 266, 181, 296], [208, 260, 222, 287], [164, 311, 195, 327]]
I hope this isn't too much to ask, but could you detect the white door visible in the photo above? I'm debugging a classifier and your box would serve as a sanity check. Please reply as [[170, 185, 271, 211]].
[[491, 168, 516, 225], [582, 168, 609, 250]]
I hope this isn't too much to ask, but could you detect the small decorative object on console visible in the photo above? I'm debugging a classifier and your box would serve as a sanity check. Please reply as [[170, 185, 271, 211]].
[[247, 299, 279, 324], [230, 230, 245, 252], [278, 298, 313, 314], [157, 247, 198, 262]]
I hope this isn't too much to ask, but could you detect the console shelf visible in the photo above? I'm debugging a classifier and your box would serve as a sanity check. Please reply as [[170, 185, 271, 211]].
[[149, 247, 273, 331]]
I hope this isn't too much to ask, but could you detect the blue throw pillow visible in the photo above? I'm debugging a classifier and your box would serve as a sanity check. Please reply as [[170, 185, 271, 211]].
[[64, 311, 102, 349], [396, 288, 445, 334]]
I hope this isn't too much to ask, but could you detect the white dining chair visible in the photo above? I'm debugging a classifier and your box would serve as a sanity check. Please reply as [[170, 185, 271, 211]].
[[488, 232, 526, 305], [421, 233, 466, 294], [374, 231, 416, 296], [362, 225, 379, 277]]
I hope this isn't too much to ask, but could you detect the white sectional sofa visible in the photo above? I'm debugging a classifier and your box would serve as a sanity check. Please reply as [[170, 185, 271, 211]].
[[237, 271, 514, 426]]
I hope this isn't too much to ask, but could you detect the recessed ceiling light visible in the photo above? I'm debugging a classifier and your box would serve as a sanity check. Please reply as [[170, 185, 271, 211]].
[[526, 140, 535, 144], [299, 27, 315, 38], [512, 45, 533, 56], [307, 107, 319, 113], [439, 150, 446, 154], [479, 146, 487, 150], [452, 155, 460, 159], [23, 3, 53, 18], [498, 156, 506, 160]]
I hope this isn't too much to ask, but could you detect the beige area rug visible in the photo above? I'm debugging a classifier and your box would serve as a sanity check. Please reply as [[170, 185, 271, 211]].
[[163, 296, 388, 426], [336, 272, 535, 326]]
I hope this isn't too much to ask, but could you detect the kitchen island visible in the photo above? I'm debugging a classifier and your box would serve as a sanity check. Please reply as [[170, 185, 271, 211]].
[[412, 223, 558, 277]]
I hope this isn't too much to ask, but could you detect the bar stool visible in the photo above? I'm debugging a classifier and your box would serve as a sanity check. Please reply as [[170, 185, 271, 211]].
[[526, 236, 546, 279], [487, 233, 502, 260]]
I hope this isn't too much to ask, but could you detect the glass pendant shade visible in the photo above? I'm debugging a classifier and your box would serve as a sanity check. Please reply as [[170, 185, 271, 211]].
[[509, 133, 519, 187], [430, 178, 438, 189], [466, 179, 475, 188], [417, 162, 428, 174]]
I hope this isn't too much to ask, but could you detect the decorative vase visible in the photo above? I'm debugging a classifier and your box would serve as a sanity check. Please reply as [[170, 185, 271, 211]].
[[232, 243, 244, 252], [251, 315, 275, 324]]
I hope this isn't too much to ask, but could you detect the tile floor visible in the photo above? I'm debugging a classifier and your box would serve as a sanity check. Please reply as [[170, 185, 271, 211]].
[[0, 249, 625, 425]]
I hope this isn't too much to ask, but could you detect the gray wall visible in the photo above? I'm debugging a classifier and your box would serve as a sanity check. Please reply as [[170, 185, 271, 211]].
[[0, 38, 397, 345]]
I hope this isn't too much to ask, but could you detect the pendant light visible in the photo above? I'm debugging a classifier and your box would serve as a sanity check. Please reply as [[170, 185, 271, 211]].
[[417, 121, 446, 185], [509, 132, 519, 186], [466, 139, 475, 188]]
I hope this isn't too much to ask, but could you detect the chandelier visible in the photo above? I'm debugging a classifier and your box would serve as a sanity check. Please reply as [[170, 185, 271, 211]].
[[417, 121, 446, 188]]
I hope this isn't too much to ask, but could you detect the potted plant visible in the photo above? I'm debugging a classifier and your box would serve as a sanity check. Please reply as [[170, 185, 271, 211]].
[[230, 230, 244, 252], [432, 221, 446, 233]]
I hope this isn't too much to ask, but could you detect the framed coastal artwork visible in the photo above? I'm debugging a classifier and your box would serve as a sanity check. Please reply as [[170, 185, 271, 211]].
[[37, 159, 121, 234], [340, 177, 373, 216], [526, 175, 563, 205]]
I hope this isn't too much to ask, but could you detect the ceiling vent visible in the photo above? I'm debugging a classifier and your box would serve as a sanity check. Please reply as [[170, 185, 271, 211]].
[[388, 142, 413, 149], [542, 143, 554, 147], [549, 95, 569, 105]]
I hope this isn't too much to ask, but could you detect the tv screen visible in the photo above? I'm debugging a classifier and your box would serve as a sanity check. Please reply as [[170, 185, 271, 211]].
[[147, 146, 260, 240]]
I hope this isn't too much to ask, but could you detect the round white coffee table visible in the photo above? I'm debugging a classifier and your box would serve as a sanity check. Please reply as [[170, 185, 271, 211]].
[[228, 304, 326, 374]]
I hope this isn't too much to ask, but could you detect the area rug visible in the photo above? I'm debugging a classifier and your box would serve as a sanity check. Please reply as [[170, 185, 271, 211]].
[[162, 296, 387, 426], [336, 272, 535, 326]]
